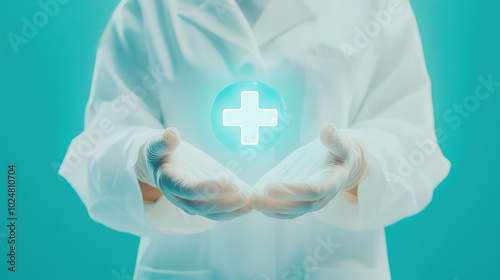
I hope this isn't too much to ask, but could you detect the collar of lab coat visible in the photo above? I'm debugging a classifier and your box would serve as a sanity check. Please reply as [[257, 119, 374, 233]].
[[178, 0, 317, 57]]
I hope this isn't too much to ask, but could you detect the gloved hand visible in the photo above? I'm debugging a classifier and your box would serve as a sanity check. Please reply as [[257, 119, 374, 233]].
[[252, 123, 368, 219], [135, 127, 252, 221]]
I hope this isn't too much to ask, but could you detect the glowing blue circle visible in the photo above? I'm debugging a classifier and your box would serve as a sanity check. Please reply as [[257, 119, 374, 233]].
[[211, 81, 287, 153]]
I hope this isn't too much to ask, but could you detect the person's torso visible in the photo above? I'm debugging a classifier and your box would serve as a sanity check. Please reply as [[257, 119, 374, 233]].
[[132, 0, 389, 279]]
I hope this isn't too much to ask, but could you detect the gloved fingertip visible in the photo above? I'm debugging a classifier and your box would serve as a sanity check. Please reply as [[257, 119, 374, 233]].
[[163, 127, 181, 151], [319, 123, 336, 146], [319, 123, 351, 159], [320, 122, 335, 133]]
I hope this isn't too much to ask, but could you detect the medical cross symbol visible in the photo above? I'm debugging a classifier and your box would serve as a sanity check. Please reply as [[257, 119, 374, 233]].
[[223, 91, 278, 145]]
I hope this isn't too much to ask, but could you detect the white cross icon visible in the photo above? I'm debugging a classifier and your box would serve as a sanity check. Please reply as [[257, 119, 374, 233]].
[[223, 91, 278, 145]]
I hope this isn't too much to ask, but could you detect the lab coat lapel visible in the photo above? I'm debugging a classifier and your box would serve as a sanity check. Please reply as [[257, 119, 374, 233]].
[[253, 0, 317, 46], [178, 0, 261, 60]]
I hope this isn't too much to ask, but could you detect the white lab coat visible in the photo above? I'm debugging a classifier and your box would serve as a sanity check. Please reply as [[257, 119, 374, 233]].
[[60, 0, 451, 279]]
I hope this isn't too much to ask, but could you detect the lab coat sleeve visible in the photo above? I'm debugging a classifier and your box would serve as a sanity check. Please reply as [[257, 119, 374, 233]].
[[58, 0, 215, 236], [314, 0, 451, 230]]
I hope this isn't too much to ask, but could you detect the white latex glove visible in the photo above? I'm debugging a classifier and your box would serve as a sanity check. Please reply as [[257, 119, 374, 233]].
[[135, 127, 252, 221], [252, 123, 368, 219]]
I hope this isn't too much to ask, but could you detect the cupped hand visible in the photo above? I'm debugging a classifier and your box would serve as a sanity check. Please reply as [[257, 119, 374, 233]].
[[136, 127, 253, 221], [252, 123, 367, 219]]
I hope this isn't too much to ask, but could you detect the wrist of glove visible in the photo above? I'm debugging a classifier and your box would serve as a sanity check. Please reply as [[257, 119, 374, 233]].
[[134, 124, 368, 221], [134, 128, 252, 221], [251, 123, 369, 219], [135, 131, 169, 188]]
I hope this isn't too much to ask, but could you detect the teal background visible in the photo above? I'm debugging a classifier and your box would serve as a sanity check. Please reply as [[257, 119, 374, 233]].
[[0, 0, 499, 279]]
